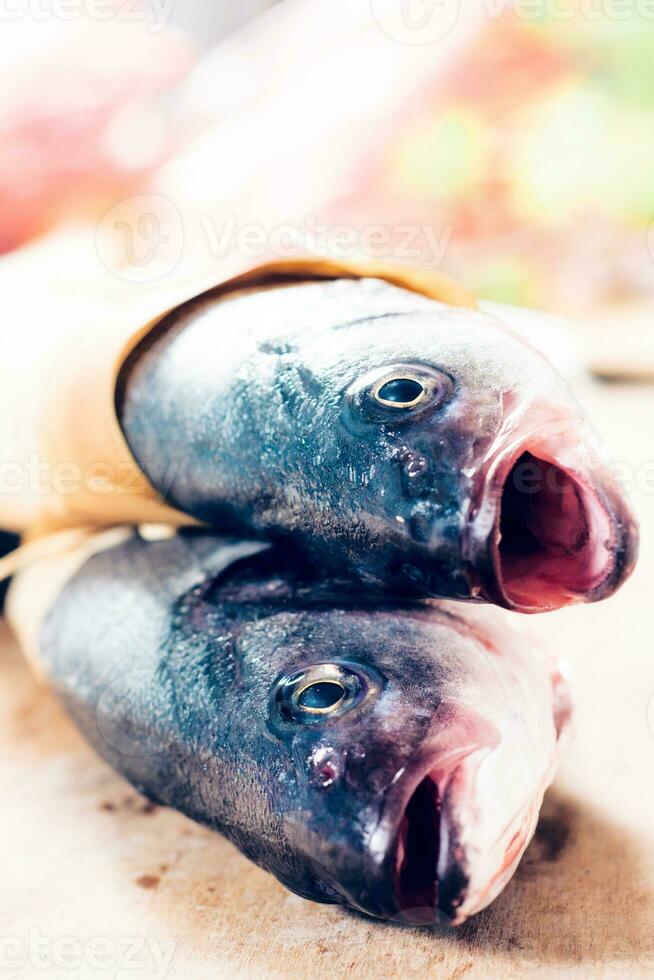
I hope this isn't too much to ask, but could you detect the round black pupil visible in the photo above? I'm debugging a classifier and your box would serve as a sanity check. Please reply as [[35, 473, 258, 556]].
[[377, 378, 424, 404], [298, 682, 345, 710]]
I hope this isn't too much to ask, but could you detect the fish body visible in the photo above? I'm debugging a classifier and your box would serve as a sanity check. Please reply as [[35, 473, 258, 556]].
[[119, 276, 637, 612], [39, 530, 570, 924]]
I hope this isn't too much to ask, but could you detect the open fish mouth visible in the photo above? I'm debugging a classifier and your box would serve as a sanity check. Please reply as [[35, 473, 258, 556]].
[[391, 768, 443, 924], [368, 749, 471, 926], [466, 433, 638, 613]]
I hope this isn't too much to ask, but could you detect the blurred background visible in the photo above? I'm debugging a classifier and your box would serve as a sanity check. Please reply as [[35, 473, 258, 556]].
[[2, 0, 653, 376]]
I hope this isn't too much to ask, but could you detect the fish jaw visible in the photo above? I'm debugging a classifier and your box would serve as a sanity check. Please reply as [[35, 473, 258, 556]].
[[433, 722, 567, 924], [277, 704, 512, 925], [355, 703, 500, 925], [359, 661, 570, 927], [381, 742, 488, 925], [463, 406, 639, 613], [431, 633, 573, 923], [268, 601, 572, 927]]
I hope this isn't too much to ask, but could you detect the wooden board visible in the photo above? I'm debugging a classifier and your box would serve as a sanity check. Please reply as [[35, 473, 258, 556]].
[[2, 381, 654, 979]]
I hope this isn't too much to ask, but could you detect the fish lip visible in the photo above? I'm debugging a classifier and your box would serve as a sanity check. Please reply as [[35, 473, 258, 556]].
[[365, 746, 473, 926], [463, 425, 639, 613]]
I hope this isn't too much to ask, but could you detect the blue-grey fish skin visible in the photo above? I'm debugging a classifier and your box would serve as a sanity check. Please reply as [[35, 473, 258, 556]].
[[41, 531, 568, 924], [117, 277, 637, 613], [0, 530, 18, 607]]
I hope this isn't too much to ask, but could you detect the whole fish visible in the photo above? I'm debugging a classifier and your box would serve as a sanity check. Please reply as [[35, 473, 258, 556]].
[[30, 529, 570, 925], [118, 272, 638, 612]]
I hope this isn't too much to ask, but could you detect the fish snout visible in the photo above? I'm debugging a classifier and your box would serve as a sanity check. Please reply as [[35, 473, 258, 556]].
[[287, 731, 479, 923], [362, 752, 475, 925], [357, 708, 499, 925], [463, 422, 639, 613]]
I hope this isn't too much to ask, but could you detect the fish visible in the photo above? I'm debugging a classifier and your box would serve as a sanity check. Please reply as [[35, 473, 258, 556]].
[[117, 273, 638, 612], [35, 529, 571, 925], [0, 531, 18, 607]]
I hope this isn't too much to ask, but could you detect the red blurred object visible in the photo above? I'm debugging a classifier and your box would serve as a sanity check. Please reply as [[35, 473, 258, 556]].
[[0, 19, 193, 253]]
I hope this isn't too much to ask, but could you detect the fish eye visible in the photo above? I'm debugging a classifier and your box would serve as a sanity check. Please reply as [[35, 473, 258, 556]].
[[374, 376, 425, 408], [274, 663, 375, 724], [297, 681, 346, 711], [343, 363, 454, 430]]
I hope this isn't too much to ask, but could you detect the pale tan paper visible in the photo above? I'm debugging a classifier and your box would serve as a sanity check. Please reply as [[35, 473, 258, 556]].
[[5, 527, 134, 680]]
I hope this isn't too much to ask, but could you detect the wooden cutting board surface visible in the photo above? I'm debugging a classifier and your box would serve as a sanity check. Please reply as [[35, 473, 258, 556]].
[[2, 381, 653, 980]]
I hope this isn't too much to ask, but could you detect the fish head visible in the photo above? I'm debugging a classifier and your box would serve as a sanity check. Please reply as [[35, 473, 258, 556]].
[[39, 533, 568, 926], [120, 277, 638, 610], [294, 280, 638, 611], [216, 598, 566, 925]]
